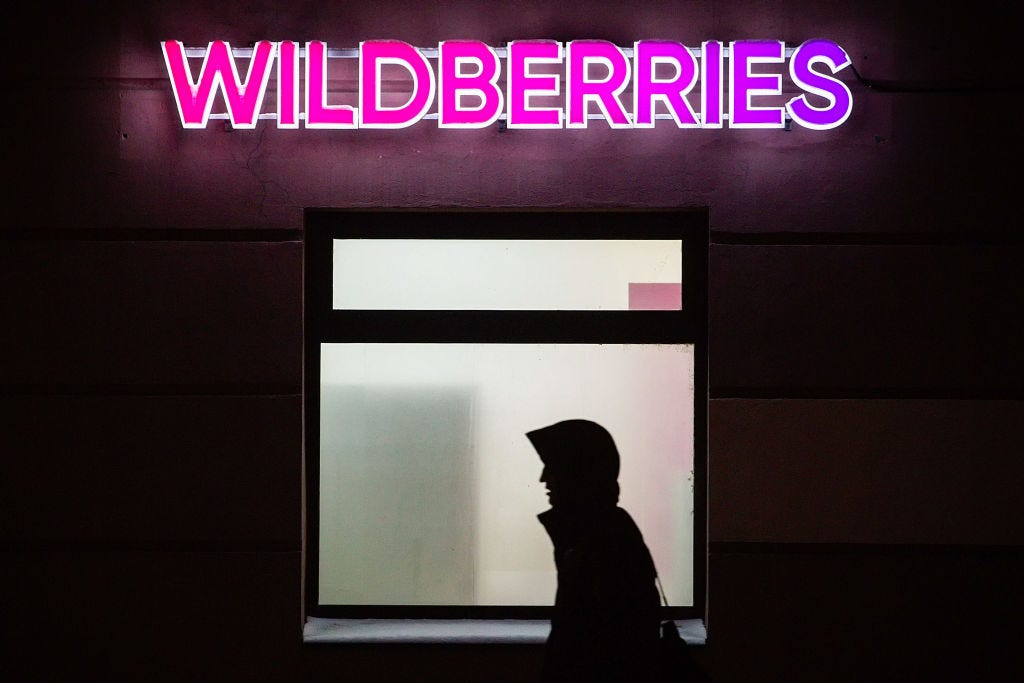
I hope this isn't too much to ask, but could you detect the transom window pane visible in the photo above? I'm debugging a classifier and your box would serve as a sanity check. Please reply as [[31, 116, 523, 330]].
[[332, 239, 683, 310]]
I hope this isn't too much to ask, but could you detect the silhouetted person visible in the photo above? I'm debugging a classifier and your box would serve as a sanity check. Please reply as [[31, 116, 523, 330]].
[[527, 419, 661, 682]]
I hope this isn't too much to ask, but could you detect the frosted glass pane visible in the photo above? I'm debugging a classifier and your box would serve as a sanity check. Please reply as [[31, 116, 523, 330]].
[[319, 343, 695, 606], [332, 239, 683, 310]]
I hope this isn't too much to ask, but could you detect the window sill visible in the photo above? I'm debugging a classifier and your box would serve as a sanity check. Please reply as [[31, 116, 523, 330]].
[[303, 617, 707, 646]]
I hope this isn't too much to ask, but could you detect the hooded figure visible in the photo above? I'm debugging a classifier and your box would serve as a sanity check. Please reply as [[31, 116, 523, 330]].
[[528, 419, 661, 682]]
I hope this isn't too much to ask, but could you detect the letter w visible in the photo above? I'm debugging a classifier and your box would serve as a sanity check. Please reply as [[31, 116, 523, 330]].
[[162, 40, 276, 129]]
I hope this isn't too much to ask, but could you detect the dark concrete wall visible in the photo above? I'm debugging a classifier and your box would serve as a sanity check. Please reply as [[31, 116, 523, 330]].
[[3, 1, 1021, 680]]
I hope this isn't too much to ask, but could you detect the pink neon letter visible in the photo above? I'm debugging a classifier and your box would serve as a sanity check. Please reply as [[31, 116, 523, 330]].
[[305, 41, 357, 128], [566, 40, 631, 128], [161, 40, 275, 129], [277, 41, 299, 128], [506, 41, 563, 129], [438, 41, 503, 128], [729, 40, 785, 128], [700, 41, 723, 128], [786, 40, 853, 130], [633, 41, 698, 128], [360, 41, 435, 128]]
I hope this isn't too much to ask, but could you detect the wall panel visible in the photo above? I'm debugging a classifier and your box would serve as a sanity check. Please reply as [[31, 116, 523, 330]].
[[710, 244, 1024, 394], [703, 547, 1021, 682], [0, 395, 300, 548], [1, 550, 298, 682], [0, 240, 301, 387], [710, 399, 1024, 544]]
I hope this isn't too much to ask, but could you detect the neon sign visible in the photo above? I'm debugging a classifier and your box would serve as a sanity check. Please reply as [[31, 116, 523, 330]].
[[161, 40, 853, 131]]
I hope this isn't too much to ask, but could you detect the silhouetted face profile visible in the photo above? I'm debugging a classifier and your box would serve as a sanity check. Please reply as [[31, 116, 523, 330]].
[[538, 464, 564, 506], [528, 419, 620, 510]]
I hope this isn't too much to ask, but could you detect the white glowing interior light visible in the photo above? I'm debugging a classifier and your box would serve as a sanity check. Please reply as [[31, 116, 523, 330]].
[[318, 342, 695, 606], [332, 239, 682, 311]]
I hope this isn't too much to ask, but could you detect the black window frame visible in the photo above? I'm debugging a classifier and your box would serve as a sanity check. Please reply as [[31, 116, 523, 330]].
[[304, 208, 708, 621]]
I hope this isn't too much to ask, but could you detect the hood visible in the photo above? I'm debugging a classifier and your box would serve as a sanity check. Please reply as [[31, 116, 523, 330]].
[[527, 419, 620, 509]]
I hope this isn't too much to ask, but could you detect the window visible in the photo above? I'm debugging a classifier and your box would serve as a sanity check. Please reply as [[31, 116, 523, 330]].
[[304, 209, 707, 624]]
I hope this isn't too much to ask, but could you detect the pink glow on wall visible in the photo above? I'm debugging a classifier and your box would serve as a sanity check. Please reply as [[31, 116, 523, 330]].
[[628, 283, 683, 311]]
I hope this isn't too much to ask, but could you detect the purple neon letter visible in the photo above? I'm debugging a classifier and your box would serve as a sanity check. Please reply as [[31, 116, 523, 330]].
[[786, 40, 853, 130], [506, 41, 563, 129], [633, 41, 699, 128], [360, 41, 435, 128], [729, 40, 785, 129], [438, 41, 503, 128], [305, 41, 357, 128], [566, 40, 631, 128], [161, 40, 275, 129], [700, 41, 724, 128]]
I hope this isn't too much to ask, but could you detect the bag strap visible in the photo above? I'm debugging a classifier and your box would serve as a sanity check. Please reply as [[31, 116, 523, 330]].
[[651, 550, 669, 608], [655, 573, 669, 608]]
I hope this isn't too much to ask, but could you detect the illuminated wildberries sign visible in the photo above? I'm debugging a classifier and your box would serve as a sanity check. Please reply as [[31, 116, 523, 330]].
[[161, 39, 853, 131]]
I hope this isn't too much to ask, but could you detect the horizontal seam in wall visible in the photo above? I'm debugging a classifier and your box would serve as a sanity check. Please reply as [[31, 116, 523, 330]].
[[710, 231, 1024, 246], [4, 230, 1019, 246], [710, 541, 1024, 557], [710, 388, 1024, 400], [8, 387, 1021, 401], [1, 540, 300, 554], [0, 384, 302, 397], [0, 228, 303, 242]]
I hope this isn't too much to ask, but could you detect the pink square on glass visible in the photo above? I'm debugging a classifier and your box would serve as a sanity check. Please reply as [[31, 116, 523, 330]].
[[628, 283, 682, 310]]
